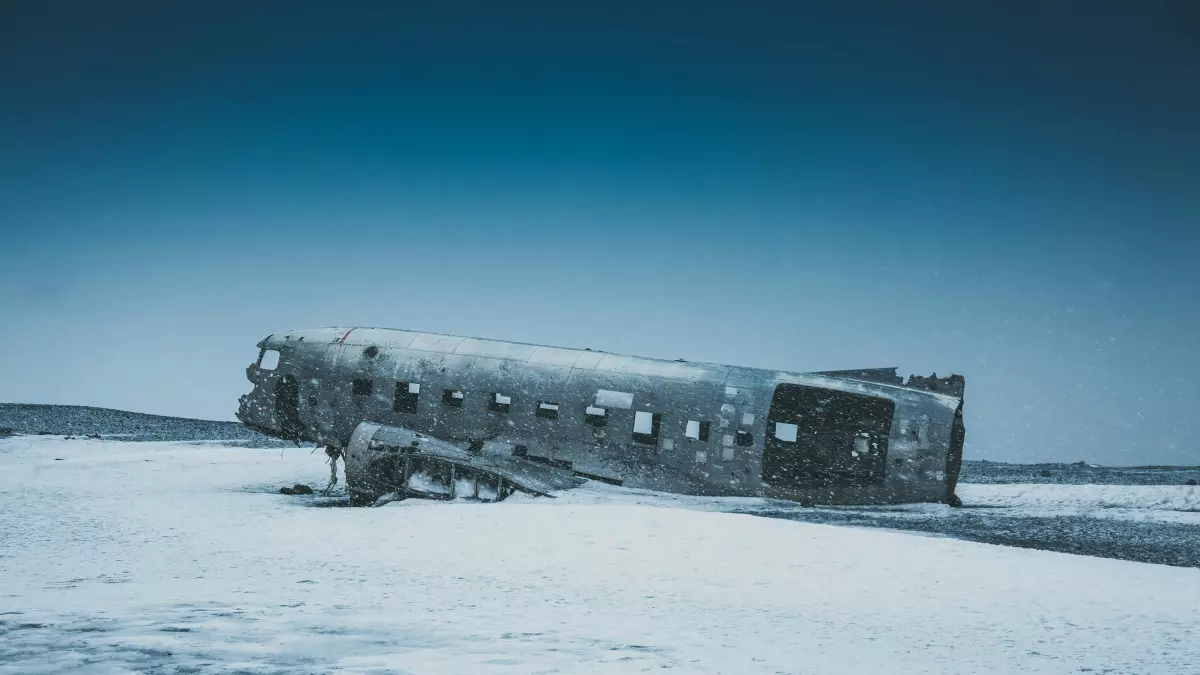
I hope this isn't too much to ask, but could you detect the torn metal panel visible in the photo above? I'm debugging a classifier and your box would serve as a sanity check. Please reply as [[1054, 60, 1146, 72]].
[[344, 422, 582, 504]]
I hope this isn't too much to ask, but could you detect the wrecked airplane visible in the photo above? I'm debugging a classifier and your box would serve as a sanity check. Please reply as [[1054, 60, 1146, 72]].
[[236, 327, 966, 506]]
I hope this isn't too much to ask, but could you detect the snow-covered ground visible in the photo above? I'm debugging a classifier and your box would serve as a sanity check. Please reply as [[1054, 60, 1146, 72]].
[[2, 437, 1198, 674], [958, 483, 1200, 523]]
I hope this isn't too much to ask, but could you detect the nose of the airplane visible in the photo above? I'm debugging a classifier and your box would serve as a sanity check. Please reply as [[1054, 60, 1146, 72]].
[[236, 394, 250, 424], [236, 363, 274, 429]]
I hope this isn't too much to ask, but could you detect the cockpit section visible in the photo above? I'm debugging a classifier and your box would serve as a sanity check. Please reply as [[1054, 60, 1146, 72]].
[[237, 338, 313, 443]]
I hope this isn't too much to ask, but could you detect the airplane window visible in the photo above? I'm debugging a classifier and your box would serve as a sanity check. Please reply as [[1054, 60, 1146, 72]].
[[774, 422, 798, 442], [633, 411, 661, 445], [722, 446, 735, 461], [585, 406, 607, 426], [352, 379, 373, 396], [394, 381, 419, 413], [685, 420, 710, 442], [736, 429, 754, 447], [694, 450, 707, 464], [259, 349, 280, 371], [536, 401, 559, 419], [722, 434, 734, 447], [442, 389, 465, 407], [490, 392, 512, 413], [742, 413, 755, 426]]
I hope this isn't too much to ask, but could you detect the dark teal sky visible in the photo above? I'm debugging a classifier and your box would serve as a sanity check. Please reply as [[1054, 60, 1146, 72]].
[[1, 2, 1197, 464]]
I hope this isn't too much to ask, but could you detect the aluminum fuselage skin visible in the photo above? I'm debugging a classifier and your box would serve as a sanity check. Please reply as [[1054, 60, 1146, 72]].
[[237, 327, 965, 505]]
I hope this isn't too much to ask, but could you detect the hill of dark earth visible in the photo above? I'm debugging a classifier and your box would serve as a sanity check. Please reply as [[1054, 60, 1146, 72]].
[[0, 403, 286, 447]]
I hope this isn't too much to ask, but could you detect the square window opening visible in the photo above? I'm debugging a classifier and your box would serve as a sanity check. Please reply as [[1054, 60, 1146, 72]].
[[394, 381, 419, 413], [736, 429, 754, 447], [489, 393, 512, 413], [536, 401, 560, 420], [585, 406, 607, 427], [853, 434, 870, 457], [352, 379, 373, 397], [685, 420, 710, 442], [442, 389, 465, 407], [632, 411, 661, 445], [774, 422, 798, 442]]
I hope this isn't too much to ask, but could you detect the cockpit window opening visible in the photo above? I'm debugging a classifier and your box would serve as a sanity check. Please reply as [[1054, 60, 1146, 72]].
[[632, 411, 661, 445], [490, 393, 512, 413], [443, 389, 465, 407], [259, 349, 281, 371]]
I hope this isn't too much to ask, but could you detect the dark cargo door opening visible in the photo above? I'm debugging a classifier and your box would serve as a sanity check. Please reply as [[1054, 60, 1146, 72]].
[[274, 374, 303, 440], [763, 384, 894, 489]]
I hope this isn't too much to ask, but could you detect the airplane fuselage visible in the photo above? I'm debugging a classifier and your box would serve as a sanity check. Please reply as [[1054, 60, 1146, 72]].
[[237, 327, 966, 506]]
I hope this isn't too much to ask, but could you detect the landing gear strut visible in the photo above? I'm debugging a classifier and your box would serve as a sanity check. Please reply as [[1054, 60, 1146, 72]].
[[323, 446, 342, 495]]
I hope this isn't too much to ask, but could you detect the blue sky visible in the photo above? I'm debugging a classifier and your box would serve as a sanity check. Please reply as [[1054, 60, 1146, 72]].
[[1, 1, 1197, 464]]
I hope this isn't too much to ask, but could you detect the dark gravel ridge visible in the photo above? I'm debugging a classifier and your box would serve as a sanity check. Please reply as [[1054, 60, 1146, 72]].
[[4, 404, 1196, 484], [0, 403, 287, 447], [732, 506, 1200, 568], [961, 459, 1200, 486]]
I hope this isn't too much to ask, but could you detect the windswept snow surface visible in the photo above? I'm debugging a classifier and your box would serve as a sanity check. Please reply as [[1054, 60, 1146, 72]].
[[2, 437, 1198, 674], [958, 483, 1200, 521]]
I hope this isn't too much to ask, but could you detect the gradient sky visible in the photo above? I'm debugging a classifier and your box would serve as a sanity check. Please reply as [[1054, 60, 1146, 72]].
[[2, 1, 1197, 465]]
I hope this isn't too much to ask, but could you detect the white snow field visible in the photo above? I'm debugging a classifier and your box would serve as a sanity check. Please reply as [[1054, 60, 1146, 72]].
[[1, 437, 1198, 674]]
